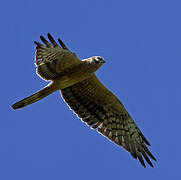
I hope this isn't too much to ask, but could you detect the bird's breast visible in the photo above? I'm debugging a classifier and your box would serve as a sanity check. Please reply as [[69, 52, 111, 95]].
[[51, 63, 94, 90]]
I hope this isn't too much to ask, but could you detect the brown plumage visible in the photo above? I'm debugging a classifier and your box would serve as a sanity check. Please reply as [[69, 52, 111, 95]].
[[12, 33, 156, 167]]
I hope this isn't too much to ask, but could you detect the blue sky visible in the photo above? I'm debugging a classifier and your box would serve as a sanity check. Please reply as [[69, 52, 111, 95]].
[[1, 0, 181, 179]]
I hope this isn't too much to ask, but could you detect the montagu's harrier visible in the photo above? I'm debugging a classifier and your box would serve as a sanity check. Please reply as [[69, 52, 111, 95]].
[[12, 33, 156, 167]]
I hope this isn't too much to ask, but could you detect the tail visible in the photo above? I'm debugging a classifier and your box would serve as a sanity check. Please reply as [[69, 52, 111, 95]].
[[12, 83, 58, 110]]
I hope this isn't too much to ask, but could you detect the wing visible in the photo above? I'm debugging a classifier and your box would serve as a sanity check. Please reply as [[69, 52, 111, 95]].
[[35, 33, 81, 81], [60, 74, 156, 167]]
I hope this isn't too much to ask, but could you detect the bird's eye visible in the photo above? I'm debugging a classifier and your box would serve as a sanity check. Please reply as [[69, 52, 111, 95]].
[[94, 56, 104, 63], [97, 57, 103, 61]]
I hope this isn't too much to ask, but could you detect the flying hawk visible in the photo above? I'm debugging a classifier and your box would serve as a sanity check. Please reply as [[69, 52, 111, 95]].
[[12, 33, 156, 167]]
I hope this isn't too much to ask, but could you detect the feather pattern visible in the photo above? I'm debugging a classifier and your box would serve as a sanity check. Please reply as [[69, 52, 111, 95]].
[[12, 33, 157, 168], [35, 33, 81, 81], [61, 75, 156, 167]]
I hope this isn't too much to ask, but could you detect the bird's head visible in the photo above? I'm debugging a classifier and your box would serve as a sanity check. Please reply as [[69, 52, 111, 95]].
[[92, 56, 106, 64], [84, 56, 105, 73]]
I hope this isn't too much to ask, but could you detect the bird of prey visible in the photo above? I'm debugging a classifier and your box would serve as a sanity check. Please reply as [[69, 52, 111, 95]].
[[12, 33, 156, 167]]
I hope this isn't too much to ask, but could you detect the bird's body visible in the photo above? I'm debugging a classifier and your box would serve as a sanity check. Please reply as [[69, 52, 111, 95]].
[[12, 33, 156, 167]]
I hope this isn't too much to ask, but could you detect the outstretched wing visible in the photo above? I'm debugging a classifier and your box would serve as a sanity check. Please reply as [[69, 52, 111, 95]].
[[61, 74, 156, 167], [35, 33, 81, 81]]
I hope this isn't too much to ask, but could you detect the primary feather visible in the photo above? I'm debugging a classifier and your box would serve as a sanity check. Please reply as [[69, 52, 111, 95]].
[[61, 74, 156, 167], [35, 33, 81, 81]]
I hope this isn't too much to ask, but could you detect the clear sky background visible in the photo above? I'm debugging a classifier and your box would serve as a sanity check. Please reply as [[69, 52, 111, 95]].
[[1, 0, 181, 179]]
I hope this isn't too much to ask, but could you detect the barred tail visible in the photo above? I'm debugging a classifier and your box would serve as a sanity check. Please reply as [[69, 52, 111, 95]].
[[12, 83, 57, 110]]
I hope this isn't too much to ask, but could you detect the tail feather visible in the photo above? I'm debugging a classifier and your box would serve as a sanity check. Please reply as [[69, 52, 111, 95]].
[[12, 83, 57, 110]]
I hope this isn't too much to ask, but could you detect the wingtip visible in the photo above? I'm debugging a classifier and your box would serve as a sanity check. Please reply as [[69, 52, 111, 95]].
[[34, 41, 39, 45], [146, 141, 151, 146], [47, 32, 51, 37], [47, 33, 58, 46], [152, 155, 157, 161], [142, 163, 146, 168], [47, 33, 51, 39], [57, 38, 69, 50], [40, 35, 45, 41]]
